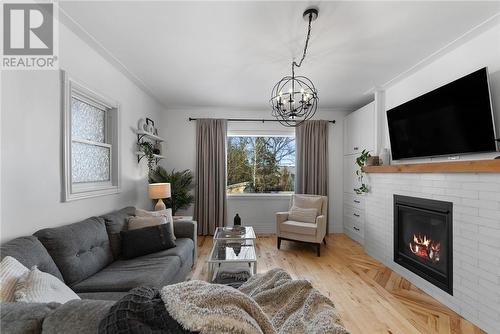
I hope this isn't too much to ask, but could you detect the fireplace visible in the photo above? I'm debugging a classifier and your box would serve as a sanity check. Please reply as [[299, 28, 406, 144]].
[[394, 195, 453, 294]]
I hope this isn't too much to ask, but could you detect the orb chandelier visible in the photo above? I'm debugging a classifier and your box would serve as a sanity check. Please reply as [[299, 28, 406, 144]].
[[270, 8, 319, 127]]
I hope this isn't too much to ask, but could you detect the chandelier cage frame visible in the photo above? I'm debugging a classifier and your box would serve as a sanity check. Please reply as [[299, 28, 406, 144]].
[[270, 7, 319, 127]]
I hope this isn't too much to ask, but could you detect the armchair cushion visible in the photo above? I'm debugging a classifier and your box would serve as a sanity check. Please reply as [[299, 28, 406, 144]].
[[280, 221, 317, 236], [293, 196, 323, 215], [288, 206, 317, 224]]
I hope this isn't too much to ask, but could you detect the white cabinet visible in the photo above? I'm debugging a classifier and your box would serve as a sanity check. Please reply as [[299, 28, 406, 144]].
[[343, 155, 358, 194], [342, 101, 377, 245], [343, 102, 376, 155]]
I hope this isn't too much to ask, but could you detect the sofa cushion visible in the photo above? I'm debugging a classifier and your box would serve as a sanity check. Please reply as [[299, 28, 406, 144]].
[[0, 236, 64, 282], [0, 302, 60, 334], [101, 207, 136, 260], [138, 238, 193, 266], [280, 220, 317, 236], [43, 299, 115, 334], [15, 267, 81, 304], [34, 217, 113, 286], [121, 224, 176, 259], [71, 254, 181, 293], [127, 216, 165, 231], [0, 256, 29, 302], [136, 208, 176, 240]]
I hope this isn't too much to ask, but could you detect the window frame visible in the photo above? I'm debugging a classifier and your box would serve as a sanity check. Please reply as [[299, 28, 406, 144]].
[[62, 71, 121, 201], [226, 131, 296, 197]]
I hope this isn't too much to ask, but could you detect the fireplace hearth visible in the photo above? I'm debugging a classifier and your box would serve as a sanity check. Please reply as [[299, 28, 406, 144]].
[[394, 195, 453, 295]]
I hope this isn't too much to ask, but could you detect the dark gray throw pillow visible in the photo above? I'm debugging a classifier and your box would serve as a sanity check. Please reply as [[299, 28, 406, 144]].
[[120, 224, 176, 259]]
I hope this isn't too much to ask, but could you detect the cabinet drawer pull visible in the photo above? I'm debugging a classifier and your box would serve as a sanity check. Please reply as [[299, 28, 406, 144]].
[[353, 227, 360, 231], [353, 213, 360, 218], [353, 200, 360, 204]]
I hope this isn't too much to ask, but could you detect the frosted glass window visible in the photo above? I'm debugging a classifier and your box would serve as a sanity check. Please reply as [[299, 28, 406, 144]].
[[71, 97, 105, 142], [71, 142, 110, 183], [63, 75, 120, 201]]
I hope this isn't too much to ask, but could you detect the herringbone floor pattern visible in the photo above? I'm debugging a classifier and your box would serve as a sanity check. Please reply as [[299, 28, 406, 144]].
[[190, 233, 484, 334]]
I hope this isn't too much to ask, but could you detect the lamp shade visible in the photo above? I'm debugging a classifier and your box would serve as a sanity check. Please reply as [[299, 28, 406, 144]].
[[148, 183, 171, 199]]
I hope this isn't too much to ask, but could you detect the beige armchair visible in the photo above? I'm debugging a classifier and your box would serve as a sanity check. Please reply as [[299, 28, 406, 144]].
[[276, 194, 328, 256]]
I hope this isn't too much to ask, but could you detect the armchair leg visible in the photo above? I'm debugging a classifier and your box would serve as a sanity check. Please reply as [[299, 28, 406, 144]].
[[277, 237, 282, 250], [316, 243, 321, 257], [323, 238, 327, 245]]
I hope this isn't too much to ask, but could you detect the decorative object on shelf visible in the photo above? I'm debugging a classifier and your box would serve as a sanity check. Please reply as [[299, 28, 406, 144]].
[[234, 213, 241, 226], [149, 166, 194, 215], [138, 141, 156, 172], [153, 142, 161, 155], [366, 156, 380, 166], [354, 149, 371, 195], [379, 148, 390, 165], [153, 128, 159, 136], [148, 183, 171, 211], [145, 118, 155, 134], [269, 7, 319, 127], [138, 118, 148, 132]]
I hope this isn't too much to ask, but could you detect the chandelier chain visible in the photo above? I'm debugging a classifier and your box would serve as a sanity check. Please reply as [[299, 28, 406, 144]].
[[292, 12, 313, 77]]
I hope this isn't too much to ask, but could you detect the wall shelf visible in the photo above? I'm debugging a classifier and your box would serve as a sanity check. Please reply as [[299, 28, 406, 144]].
[[362, 159, 500, 173], [135, 152, 165, 164], [134, 129, 165, 142]]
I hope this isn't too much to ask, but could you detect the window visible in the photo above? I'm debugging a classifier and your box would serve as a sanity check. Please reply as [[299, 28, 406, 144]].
[[62, 73, 120, 201], [227, 136, 295, 194]]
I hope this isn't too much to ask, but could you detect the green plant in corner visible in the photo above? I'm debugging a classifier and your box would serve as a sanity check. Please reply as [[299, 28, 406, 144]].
[[138, 141, 156, 172], [149, 166, 195, 215], [354, 149, 371, 195]]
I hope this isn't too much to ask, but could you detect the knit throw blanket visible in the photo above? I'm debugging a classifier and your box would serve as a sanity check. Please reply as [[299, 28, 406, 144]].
[[160, 268, 349, 334]]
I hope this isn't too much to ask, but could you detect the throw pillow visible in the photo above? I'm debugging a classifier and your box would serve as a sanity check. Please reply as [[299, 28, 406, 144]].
[[0, 256, 29, 302], [136, 208, 176, 240], [127, 216, 166, 231], [120, 224, 176, 259], [288, 206, 318, 224], [14, 267, 81, 304], [293, 196, 323, 215]]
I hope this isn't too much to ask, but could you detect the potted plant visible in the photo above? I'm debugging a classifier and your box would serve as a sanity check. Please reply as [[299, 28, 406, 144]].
[[138, 141, 156, 172], [354, 149, 371, 195], [149, 166, 195, 215]]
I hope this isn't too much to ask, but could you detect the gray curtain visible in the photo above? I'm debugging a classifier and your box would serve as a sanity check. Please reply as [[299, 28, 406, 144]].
[[295, 120, 329, 197], [194, 119, 227, 235]]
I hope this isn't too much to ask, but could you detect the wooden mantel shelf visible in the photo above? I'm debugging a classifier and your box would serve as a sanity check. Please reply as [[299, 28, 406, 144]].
[[362, 159, 500, 173]]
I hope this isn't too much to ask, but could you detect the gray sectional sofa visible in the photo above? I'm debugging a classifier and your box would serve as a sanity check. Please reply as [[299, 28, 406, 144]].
[[0, 206, 197, 301]]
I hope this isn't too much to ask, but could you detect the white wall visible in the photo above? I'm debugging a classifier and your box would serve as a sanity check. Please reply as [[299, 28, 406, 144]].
[[382, 22, 500, 163], [160, 107, 349, 233], [0, 24, 166, 243]]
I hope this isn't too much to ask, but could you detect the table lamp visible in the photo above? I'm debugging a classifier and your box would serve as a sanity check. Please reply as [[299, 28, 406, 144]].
[[148, 183, 171, 211]]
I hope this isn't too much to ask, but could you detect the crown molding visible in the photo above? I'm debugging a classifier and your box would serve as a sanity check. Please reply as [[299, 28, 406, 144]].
[[58, 7, 166, 109]]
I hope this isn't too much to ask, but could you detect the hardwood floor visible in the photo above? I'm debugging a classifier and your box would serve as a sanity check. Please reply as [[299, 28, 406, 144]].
[[190, 234, 485, 334]]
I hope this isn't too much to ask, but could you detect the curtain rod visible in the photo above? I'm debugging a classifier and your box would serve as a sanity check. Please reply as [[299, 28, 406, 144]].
[[188, 117, 335, 124]]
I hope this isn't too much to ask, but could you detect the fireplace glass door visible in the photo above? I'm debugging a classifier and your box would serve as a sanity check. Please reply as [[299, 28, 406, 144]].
[[394, 195, 453, 294]]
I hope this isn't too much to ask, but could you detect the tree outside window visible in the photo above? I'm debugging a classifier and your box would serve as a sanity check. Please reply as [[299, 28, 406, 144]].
[[227, 136, 295, 194]]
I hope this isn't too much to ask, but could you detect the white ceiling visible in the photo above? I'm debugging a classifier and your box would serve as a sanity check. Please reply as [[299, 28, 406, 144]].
[[60, 1, 500, 110]]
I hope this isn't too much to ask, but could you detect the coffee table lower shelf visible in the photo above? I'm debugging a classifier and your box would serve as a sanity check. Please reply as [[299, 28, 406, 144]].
[[207, 240, 257, 283]]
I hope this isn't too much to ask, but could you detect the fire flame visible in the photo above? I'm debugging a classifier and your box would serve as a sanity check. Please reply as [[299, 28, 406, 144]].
[[409, 234, 440, 262]]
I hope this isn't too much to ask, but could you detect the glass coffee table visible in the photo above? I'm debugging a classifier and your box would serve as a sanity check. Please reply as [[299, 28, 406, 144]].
[[207, 226, 257, 282]]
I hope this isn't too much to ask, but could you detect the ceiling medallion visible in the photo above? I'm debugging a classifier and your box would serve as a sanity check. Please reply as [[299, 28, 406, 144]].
[[270, 7, 319, 127]]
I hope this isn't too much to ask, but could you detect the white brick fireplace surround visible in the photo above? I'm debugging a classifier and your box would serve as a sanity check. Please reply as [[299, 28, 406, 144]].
[[363, 172, 500, 333]]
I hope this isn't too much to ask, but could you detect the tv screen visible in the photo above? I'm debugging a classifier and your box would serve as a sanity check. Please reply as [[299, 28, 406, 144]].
[[387, 68, 497, 160]]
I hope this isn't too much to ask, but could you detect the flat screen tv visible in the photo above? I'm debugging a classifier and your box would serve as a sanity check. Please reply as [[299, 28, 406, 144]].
[[387, 68, 497, 160]]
